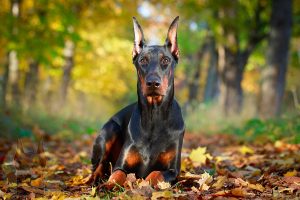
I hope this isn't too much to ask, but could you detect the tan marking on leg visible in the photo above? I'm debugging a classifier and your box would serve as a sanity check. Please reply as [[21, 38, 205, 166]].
[[106, 170, 127, 189], [145, 171, 164, 186]]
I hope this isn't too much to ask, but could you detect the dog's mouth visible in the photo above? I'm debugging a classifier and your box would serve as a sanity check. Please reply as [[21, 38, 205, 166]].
[[140, 80, 168, 105], [146, 94, 164, 105]]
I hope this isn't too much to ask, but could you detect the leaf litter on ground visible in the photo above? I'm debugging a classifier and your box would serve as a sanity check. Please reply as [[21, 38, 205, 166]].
[[0, 131, 299, 199]]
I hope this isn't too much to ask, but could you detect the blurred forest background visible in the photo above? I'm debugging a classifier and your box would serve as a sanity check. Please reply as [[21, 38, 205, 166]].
[[0, 0, 299, 142]]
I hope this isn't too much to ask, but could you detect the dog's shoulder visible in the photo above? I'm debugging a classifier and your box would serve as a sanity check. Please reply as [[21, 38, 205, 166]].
[[111, 102, 137, 128], [168, 99, 185, 133]]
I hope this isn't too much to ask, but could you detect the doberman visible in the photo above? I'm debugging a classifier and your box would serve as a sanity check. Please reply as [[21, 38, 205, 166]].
[[89, 16, 185, 189]]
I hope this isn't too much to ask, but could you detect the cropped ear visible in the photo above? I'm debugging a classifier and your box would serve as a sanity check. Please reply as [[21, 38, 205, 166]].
[[132, 17, 145, 60], [165, 16, 179, 62]]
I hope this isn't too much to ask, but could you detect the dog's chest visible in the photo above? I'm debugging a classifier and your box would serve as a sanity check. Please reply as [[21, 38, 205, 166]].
[[121, 136, 177, 177]]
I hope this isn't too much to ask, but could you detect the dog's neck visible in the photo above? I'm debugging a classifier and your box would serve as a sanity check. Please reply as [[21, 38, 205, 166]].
[[137, 81, 174, 127]]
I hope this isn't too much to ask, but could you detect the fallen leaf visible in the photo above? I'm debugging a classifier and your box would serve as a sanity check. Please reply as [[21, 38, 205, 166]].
[[196, 172, 213, 191], [20, 185, 47, 195], [215, 155, 231, 163], [239, 146, 254, 155], [282, 176, 300, 184], [184, 172, 201, 179], [191, 186, 200, 194], [151, 190, 173, 199], [31, 177, 44, 187], [235, 178, 265, 192], [0, 190, 4, 198], [138, 179, 151, 189], [248, 183, 265, 192], [127, 173, 137, 182], [157, 181, 171, 190], [189, 147, 212, 166], [271, 158, 294, 167], [212, 176, 227, 189], [284, 170, 297, 177], [231, 187, 247, 197], [90, 186, 96, 196], [278, 187, 295, 194]]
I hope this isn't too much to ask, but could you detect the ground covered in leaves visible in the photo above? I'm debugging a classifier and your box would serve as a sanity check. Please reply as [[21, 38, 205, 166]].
[[0, 128, 300, 199]]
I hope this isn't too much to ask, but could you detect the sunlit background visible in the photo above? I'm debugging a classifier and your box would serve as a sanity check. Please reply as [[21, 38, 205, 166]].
[[0, 0, 299, 141]]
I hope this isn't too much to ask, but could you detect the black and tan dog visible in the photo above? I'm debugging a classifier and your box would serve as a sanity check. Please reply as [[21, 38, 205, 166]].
[[89, 16, 185, 189]]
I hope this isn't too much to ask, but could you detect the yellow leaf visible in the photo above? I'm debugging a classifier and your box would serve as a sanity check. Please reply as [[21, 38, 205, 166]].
[[151, 191, 173, 199], [201, 183, 210, 191], [196, 172, 213, 191], [191, 186, 200, 193], [274, 140, 284, 148], [189, 147, 212, 166], [138, 179, 150, 189], [212, 176, 227, 189], [157, 181, 171, 190], [235, 178, 265, 192], [90, 186, 97, 196], [284, 170, 297, 177], [239, 146, 254, 155], [248, 183, 265, 192], [215, 155, 231, 164], [184, 172, 201, 179]]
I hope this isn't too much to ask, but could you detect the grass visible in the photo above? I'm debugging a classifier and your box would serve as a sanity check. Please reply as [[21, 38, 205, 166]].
[[1, 103, 299, 144], [0, 106, 101, 139], [184, 102, 300, 143]]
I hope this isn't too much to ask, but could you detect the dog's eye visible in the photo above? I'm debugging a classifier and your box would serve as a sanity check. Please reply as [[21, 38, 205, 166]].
[[139, 57, 148, 65], [161, 57, 170, 65]]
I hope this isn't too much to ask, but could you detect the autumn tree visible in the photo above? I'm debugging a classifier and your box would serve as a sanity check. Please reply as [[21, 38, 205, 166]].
[[259, 0, 292, 118]]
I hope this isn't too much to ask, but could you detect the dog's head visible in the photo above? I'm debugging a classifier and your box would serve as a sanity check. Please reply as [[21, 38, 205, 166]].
[[132, 17, 179, 106]]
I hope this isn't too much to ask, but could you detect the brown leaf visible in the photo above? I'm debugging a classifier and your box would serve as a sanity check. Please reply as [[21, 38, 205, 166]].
[[31, 177, 44, 187], [20, 185, 47, 195], [231, 187, 247, 197]]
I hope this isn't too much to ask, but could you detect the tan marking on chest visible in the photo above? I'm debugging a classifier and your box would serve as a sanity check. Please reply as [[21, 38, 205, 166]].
[[158, 148, 176, 166], [125, 149, 142, 167]]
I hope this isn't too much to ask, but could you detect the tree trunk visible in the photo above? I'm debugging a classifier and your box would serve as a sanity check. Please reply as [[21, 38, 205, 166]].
[[187, 43, 210, 105], [7, 0, 21, 107], [260, 0, 292, 118], [24, 60, 39, 108], [0, 53, 10, 109], [204, 36, 219, 102], [60, 40, 75, 106], [219, 45, 252, 115], [187, 58, 201, 104], [219, 48, 243, 115], [8, 51, 20, 107]]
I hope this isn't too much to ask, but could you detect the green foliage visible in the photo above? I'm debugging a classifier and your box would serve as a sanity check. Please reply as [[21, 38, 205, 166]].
[[224, 116, 300, 144], [0, 107, 101, 140], [184, 102, 300, 144]]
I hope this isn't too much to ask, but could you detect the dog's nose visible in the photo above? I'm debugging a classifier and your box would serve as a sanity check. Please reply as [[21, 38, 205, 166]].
[[146, 77, 161, 88]]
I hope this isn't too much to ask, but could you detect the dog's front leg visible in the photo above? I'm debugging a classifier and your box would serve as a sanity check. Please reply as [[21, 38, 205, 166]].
[[89, 120, 123, 185], [101, 170, 127, 190], [146, 134, 184, 187], [145, 169, 179, 187]]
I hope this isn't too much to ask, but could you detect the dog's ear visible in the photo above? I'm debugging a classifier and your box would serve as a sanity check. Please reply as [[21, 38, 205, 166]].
[[132, 17, 145, 60], [165, 16, 179, 62]]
